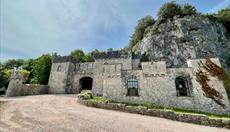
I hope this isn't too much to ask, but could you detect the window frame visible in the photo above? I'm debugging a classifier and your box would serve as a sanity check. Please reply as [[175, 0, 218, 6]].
[[57, 65, 61, 72], [175, 76, 192, 97], [127, 76, 139, 96]]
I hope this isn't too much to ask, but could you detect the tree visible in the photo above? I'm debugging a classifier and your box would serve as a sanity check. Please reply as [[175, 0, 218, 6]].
[[2, 59, 24, 69], [0, 69, 11, 88], [182, 4, 197, 15], [216, 8, 230, 32], [129, 16, 155, 49], [89, 49, 100, 57], [206, 8, 230, 33], [0, 59, 24, 88], [107, 48, 113, 52], [31, 54, 52, 84], [70, 49, 85, 62], [157, 1, 182, 19], [82, 54, 94, 62], [22, 59, 34, 71]]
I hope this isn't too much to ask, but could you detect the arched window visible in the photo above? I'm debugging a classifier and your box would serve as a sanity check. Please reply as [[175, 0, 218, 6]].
[[57, 65, 61, 72], [175, 76, 191, 96], [127, 77, 138, 96]]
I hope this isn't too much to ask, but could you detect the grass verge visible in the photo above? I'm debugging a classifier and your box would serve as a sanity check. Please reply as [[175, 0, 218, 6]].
[[89, 96, 230, 119]]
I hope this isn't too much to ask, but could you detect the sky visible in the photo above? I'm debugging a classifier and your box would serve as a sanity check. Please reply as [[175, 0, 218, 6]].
[[0, 0, 229, 62]]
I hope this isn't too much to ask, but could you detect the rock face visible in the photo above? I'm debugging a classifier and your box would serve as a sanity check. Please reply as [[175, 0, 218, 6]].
[[133, 15, 230, 68]]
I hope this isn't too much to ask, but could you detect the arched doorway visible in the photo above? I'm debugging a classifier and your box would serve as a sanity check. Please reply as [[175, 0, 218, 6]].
[[79, 77, 93, 91]]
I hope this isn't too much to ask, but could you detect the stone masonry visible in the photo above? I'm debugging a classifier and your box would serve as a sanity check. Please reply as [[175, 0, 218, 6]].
[[48, 53, 230, 114]]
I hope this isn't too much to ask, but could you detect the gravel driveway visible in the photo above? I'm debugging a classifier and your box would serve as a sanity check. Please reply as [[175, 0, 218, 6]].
[[0, 95, 229, 132]]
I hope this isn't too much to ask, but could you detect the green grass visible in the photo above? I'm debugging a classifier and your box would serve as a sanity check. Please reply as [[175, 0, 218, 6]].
[[88, 96, 230, 119], [89, 96, 112, 103], [172, 108, 230, 119]]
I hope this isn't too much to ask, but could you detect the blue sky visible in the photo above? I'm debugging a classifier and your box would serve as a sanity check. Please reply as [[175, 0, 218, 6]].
[[0, 0, 229, 62]]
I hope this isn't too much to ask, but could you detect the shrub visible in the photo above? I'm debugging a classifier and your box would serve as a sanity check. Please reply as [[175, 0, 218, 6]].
[[182, 4, 197, 15], [157, 1, 182, 19], [19, 69, 30, 83], [70, 49, 85, 61], [150, 17, 165, 35], [70, 49, 95, 62], [77, 90, 93, 100]]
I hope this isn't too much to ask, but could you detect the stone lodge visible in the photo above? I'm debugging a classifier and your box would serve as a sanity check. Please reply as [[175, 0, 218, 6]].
[[48, 52, 230, 114]]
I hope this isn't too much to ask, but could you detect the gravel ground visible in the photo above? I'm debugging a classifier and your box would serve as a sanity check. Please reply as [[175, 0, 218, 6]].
[[0, 95, 229, 132]]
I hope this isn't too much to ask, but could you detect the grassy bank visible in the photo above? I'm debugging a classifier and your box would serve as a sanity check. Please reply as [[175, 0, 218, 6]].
[[88, 96, 230, 120]]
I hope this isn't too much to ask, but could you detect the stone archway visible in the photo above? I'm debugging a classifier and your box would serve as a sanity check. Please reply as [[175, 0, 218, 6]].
[[79, 77, 93, 92]]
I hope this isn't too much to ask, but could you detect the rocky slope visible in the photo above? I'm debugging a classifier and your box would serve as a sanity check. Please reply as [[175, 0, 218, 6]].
[[133, 15, 230, 69]]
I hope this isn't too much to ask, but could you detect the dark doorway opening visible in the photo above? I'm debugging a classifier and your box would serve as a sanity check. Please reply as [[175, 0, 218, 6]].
[[80, 77, 93, 91], [175, 76, 191, 96]]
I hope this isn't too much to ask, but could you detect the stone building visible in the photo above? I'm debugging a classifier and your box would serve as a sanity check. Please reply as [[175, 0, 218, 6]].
[[48, 52, 230, 114]]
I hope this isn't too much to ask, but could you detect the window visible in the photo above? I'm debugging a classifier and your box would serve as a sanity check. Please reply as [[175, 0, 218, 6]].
[[175, 76, 191, 96], [57, 65, 61, 72], [127, 77, 138, 96]]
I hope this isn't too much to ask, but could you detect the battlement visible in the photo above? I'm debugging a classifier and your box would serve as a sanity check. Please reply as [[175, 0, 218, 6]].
[[52, 54, 80, 63], [94, 51, 130, 59]]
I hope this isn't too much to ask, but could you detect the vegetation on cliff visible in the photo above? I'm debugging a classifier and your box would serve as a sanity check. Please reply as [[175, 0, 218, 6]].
[[128, 2, 198, 50], [207, 8, 230, 34], [129, 2, 230, 50], [128, 16, 155, 49]]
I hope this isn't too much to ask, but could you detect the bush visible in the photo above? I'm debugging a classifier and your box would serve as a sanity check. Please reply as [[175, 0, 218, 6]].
[[157, 1, 182, 19], [70, 49, 95, 62], [70, 49, 85, 61], [31, 54, 52, 84], [19, 69, 30, 83], [182, 4, 197, 15], [77, 90, 93, 100]]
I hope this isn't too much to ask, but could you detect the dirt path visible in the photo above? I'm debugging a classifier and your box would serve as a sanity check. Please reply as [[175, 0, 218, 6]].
[[0, 95, 229, 132]]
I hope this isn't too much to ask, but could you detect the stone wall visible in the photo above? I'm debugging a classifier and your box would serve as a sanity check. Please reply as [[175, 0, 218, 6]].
[[47, 55, 230, 114], [48, 62, 71, 94], [6, 83, 48, 97], [102, 58, 230, 114], [95, 57, 132, 70], [78, 99, 230, 128], [6, 71, 48, 97]]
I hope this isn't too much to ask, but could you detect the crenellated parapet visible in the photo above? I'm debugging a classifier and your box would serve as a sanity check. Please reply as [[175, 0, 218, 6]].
[[52, 54, 80, 63]]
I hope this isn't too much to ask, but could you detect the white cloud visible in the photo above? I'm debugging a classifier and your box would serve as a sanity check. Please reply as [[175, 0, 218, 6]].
[[2, 0, 228, 62]]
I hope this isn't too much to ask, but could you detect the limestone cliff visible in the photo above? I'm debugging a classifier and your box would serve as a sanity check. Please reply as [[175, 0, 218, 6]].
[[133, 15, 230, 68]]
